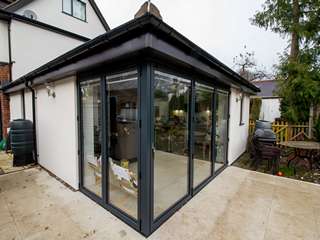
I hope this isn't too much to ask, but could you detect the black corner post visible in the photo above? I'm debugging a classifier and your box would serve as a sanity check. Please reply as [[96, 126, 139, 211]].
[[100, 74, 108, 205], [139, 62, 152, 236], [189, 80, 195, 195], [212, 89, 217, 174]]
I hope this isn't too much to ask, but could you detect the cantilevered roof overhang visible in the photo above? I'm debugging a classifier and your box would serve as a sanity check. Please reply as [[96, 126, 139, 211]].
[[1, 14, 260, 94]]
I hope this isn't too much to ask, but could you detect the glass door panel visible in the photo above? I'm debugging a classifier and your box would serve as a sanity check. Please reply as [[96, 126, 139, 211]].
[[193, 83, 214, 187], [153, 70, 191, 219], [80, 78, 102, 197], [215, 92, 229, 172], [107, 70, 138, 219]]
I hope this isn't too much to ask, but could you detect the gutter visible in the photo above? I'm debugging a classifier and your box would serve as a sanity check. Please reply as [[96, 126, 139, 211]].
[[25, 80, 38, 163]]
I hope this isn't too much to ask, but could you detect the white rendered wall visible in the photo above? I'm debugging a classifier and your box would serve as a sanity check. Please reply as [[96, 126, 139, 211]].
[[36, 76, 78, 189], [259, 98, 281, 122], [24, 90, 33, 121], [10, 20, 84, 80], [228, 88, 250, 164], [15, 0, 106, 39], [9, 93, 23, 120], [0, 20, 9, 63]]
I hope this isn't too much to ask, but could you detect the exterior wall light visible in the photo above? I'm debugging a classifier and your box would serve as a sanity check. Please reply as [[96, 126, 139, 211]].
[[45, 84, 56, 98]]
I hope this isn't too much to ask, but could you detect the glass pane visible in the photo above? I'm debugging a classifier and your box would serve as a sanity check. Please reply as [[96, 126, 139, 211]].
[[193, 83, 213, 187], [73, 0, 86, 20], [80, 78, 102, 197], [62, 0, 72, 14], [153, 70, 190, 219], [107, 70, 138, 219], [215, 92, 228, 171]]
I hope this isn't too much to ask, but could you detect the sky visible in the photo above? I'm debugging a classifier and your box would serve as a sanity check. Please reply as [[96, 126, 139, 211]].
[[95, 0, 288, 73]]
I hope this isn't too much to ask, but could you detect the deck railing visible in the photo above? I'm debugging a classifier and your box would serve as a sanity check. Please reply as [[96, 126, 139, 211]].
[[249, 120, 310, 143]]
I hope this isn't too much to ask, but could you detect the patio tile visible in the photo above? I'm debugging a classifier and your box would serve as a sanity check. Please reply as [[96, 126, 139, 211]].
[[0, 206, 14, 227], [219, 166, 250, 180], [274, 175, 320, 195], [0, 194, 15, 227], [264, 207, 318, 240], [5, 192, 56, 220], [15, 205, 85, 240], [314, 207, 320, 237], [272, 186, 317, 216], [0, 168, 42, 191], [203, 208, 267, 240], [0, 165, 319, 239], [60, 197, 116, 235], [0, 222, 21, 240], [245, 170, 276, 185]]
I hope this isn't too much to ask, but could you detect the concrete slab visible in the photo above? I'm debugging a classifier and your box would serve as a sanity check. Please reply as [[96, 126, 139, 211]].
[[0, 166, 319, 239]]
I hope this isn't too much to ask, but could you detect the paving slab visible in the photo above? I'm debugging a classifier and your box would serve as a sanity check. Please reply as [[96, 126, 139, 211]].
[[0, 166, 319, 240]]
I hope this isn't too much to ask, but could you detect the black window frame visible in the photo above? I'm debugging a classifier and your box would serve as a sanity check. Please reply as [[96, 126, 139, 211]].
[[76, 58, 231, 237], [62, 0, 87, 22], [77, 63, 141, 234]]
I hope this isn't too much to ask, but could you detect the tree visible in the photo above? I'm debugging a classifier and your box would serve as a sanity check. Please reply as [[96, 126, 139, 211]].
[[233, 46, 272, 81], [251, 0, 320, 127]]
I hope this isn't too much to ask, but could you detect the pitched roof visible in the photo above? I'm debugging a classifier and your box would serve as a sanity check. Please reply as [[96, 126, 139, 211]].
[[4, 0, 110, 31], [0, 9, 90, 41], [2, 14, 260, 93], [252, 80, 278, 97]]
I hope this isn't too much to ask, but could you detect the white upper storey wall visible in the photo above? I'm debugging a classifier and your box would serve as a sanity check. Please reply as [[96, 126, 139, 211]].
[[15, 0, 106, 39]]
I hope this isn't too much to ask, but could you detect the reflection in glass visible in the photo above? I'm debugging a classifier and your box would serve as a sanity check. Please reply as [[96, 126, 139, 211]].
[[153, 70, 190, 218], [193, 83, 213, 187], [80, 78, 102, 197], [107, 70, 138, 219], [215, 92, 229, 171]]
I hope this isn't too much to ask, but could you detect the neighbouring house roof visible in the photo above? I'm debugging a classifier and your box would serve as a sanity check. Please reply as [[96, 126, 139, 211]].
[[3, 0, 110, 31], [1, 14, 260, 93], [0, 8, 90, 41], [252, 80, 278, 98]]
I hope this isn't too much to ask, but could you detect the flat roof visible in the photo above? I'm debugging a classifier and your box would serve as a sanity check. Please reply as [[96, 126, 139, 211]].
[[2, 14, 259, 93]]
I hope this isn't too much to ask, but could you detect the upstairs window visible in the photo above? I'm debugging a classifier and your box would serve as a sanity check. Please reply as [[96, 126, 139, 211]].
[[63, 0, 86, 21]]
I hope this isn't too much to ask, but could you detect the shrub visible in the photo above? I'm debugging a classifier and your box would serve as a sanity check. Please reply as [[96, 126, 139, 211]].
[[250, 97, 262, 121]]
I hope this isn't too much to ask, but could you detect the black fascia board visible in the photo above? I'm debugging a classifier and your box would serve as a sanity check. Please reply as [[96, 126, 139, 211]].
[[1, 14, 259, 93], [0, 9, 90, 42]]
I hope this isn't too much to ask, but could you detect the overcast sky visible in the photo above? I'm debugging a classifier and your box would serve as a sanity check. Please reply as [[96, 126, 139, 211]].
[[95, 0, 288, 72]]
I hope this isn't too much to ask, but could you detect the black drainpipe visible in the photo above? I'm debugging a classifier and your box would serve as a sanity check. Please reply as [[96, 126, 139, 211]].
[[8, 20, 12, 82], [25, 80, 38, 163], [21, 90, 25, 119]]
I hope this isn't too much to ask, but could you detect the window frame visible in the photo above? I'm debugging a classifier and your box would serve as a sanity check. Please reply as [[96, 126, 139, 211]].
[[62, 0, 87, 22]]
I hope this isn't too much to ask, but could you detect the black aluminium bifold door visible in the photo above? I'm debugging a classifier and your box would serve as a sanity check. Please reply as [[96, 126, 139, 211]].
[[78, 68, 141, 232], [78, 65, 230, 237]]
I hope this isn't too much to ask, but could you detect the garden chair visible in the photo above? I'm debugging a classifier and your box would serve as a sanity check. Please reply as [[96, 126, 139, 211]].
[[252, 138, 280, 174]]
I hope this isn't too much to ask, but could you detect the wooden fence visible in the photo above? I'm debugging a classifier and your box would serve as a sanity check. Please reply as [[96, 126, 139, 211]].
[[249, 120, 310, 143]]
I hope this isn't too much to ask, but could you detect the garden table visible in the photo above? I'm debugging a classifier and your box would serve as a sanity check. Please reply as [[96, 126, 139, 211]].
[[279, 141, 320, 172]]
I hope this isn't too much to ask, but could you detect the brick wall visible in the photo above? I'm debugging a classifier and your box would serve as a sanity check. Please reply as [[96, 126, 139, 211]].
[[0, 64, 10, 138]]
